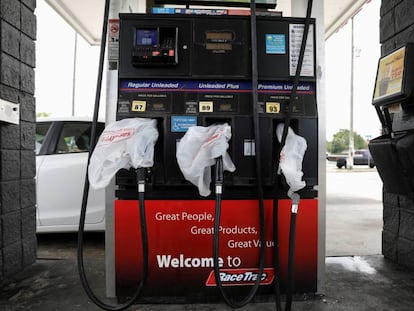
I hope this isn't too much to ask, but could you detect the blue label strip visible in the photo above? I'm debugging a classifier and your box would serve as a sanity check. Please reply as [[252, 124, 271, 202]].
[[120, 80, 315, 94], [152, 7, 228, 15]]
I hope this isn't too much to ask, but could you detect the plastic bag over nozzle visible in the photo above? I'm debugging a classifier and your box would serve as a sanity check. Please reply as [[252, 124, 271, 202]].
[[176, 123, 236, 197], [88, 118, 159, 189], [276, 123, 307, 196]]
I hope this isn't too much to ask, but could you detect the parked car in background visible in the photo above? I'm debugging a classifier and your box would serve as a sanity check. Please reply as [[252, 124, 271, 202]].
[[336, 149, 375, 169], [36, 117, 106, 233]]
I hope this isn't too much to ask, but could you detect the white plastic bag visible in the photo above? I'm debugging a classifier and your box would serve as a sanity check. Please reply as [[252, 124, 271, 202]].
[[88, 118, 158, 189], [176, 123, 236, 197], [276, 123, 307, 193]]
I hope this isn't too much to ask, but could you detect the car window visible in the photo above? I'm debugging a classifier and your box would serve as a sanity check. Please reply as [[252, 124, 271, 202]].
[[55, 122, 104, 154], [36, 122, 52, 155]]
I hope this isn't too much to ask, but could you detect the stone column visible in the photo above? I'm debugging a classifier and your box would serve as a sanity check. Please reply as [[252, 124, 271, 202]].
[[0, 0, 37, 280], [380, 0, 414, 269]]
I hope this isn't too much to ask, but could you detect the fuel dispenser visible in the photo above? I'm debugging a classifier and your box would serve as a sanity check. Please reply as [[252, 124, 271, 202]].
[[113, 10, 318, 303], [369, 43, 414, 197], [78, 1, 319, 309]]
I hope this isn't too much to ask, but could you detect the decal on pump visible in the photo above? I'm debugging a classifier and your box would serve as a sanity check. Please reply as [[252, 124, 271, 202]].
[[205, 268, 275, 286]]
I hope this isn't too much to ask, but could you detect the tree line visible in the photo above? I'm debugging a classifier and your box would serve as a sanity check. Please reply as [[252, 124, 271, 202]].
[[327, 129, 368, 154]]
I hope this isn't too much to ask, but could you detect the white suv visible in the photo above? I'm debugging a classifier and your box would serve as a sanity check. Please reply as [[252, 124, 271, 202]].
[[36, 117, 106, 233]]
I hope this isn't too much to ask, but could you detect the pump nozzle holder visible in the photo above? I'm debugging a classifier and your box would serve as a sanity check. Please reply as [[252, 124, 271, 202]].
[[176, 123, 235, 197], [88, 118, 158, 190]]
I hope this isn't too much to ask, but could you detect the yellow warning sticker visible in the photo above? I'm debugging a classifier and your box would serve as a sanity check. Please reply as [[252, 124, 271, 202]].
[[132, 100, 146, 112], [266, 102, 280, 114]]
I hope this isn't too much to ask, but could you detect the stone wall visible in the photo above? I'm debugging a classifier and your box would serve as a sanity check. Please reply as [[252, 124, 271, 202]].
[[0, 0, 37, 280], [380, 0, 414, 53], [380, 0, 414, 269]]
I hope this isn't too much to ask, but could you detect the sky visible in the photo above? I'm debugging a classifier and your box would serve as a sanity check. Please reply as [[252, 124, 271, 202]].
[[35, 0, 101, 117], [35, 0, 382, 141], [325, 0, 381, 140]]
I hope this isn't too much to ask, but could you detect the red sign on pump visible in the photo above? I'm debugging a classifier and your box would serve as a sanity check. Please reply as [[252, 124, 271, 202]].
[[115, 199, 318, 299]]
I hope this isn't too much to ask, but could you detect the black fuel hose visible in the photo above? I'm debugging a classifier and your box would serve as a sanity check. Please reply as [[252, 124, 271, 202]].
[[272, 1, 313, 311], [77, 0, 148, 309], [213, 155, 266, 309], [210, 0, 267, 308], [284, 210, 298, 311], [78, 168, 149, 311]]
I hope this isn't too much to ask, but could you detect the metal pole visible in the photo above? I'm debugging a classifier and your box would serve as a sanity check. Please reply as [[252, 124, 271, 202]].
[[348, 16, 355, 170], [291, 0, 326, 294], [71, 32, 78, 116], [105, 0, 145, 298], [104, 0, 119, 299]]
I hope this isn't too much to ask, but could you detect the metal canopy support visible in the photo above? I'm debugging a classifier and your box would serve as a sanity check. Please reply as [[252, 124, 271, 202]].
[[104, 0, 120, 299], [291, 0, 326, 294], [105, 0, 145, 299]]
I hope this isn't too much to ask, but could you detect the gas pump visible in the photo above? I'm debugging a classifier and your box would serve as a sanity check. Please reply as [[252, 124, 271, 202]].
[[369, 43, 414, 197], [77, 0, 319, 310], [115, 4, 318, 303]]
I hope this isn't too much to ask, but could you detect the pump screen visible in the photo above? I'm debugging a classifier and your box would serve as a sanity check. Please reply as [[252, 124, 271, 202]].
[[136, 29, 158, 46], [152, 103, 165, 110], [373, 46, 405, 100], [206, 32, 233, 42], [206, 43, 232, 51]]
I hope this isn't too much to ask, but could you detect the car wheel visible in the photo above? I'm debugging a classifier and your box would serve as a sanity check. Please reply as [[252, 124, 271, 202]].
[[369, 163, 375, 168], [337, 163, 343, 169]]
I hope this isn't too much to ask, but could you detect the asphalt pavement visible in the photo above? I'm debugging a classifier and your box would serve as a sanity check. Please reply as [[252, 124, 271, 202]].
[[325, 162, 383, 256]]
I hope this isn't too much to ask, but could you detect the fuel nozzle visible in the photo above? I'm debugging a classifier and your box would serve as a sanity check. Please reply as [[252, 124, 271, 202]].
[[136, 167, 146, 193], [288, 190, 300, 214], [176, 123, 235, 197], [215, 156, 224, 195]]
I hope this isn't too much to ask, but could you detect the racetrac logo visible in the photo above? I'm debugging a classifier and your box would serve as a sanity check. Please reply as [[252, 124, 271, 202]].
[[99, 128, 134, 144], [205, 268, 274, 287]]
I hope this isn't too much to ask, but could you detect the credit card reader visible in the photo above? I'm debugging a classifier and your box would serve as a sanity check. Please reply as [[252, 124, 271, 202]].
[[132, 27, 178, 66]]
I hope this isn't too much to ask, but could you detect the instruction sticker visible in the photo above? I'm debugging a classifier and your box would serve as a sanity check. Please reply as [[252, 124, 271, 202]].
[[171, 116, 197, 132], [185, 101, 198, 114], [265, 34, 286, 54], [118, 101, 130, 113], [108, 19, 119, 63], [289, 24, 314, 77], [244, 139, 256, 156]]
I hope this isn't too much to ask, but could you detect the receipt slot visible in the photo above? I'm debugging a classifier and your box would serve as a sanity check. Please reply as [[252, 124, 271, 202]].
[[114, 13, 318, 301], [369, 43, 414, 197]]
